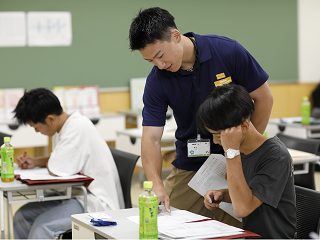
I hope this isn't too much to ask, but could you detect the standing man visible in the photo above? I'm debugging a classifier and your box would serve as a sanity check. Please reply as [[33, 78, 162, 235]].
[[129, 7, 273, 227]]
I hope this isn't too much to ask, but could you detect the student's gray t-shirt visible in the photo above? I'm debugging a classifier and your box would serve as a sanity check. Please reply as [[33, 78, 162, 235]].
[[241, 137, 296, 239]]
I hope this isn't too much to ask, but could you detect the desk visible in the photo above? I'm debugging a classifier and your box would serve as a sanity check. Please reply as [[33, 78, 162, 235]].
[[0, 180, 87, 239], [124, 109, 177, 129], [289, 148, 320, 175], [71, 206, 260, 239], [72, 207, 140, 239], [116, 128, 176, 185], [92, 112, 125, 143], [0, 121, 48, 154], [266, 117, 320, 139]]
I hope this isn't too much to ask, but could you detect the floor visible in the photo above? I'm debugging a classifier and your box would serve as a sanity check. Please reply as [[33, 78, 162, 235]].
[[5, 171, 320, 239]]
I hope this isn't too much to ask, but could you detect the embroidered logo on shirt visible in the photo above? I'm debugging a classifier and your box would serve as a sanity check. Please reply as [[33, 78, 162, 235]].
[[216, 73, 226, 80], [214, 77, 232, 87]]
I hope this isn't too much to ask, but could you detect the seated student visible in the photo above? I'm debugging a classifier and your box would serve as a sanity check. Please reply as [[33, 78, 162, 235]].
[[196, 84, 296, 239], [13, 88, 124, 239]]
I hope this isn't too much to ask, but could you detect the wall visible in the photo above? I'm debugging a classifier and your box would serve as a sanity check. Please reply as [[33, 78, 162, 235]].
[[0, 0, 298, 89], [298, 0, 320, 83], [99, 83, 319, 119]]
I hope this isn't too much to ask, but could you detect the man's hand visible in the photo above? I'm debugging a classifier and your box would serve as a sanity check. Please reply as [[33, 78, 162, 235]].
[[154, 184, 171, 213], [220, 125, 242, 152], [16, 155, 36, 169], [204, 190, 224, 211]]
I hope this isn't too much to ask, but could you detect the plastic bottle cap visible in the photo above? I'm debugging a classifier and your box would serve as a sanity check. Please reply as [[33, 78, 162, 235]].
[[144, 181, 153, 189], [303, 96, 309, 101], [3, 137, 10, 142]]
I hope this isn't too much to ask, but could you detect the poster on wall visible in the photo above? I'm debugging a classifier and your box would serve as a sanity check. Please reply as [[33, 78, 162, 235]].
[[0, 12, 26, 47], [27, 11, 72, 47]]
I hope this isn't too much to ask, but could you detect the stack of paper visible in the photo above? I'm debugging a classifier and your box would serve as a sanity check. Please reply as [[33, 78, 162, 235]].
[[128, 209, 243, 239], [188, 154, 242, 222], [15, 168, 87, 180]]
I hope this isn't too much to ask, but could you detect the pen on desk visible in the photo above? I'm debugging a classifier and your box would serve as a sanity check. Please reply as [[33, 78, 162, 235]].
[[21, 150, 27, 169]]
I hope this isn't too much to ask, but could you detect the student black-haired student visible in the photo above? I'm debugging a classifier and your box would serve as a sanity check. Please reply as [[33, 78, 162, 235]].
[[13, 88, 124, 239], [197, 84, 296, 239]]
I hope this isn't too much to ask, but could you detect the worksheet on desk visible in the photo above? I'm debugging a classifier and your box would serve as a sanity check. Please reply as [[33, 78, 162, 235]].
[[127, 209, 243, 239], [188, 154, 242, 222], [15, 168, 87, 180]]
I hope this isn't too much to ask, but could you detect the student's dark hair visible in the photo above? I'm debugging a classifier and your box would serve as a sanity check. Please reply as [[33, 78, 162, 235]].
[[196, 84, 254, 133], [13, 88, 63, 124], [129, 7, 177, 50]]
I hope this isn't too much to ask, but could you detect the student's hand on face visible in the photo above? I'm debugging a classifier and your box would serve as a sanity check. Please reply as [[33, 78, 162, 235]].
[[17, 155, 36, 169], [220, 126, 242, 151], [204, 190, 223, 211]]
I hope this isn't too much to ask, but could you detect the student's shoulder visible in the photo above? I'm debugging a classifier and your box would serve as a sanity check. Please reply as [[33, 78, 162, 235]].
[[66, 112, 94, 130], [266, 137, 292, 163]]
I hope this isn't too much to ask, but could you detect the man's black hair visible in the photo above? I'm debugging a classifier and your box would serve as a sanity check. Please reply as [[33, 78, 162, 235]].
[[197, 84, 254, 133], [129, 7, 177, 50], [13, 88, 63, 124]]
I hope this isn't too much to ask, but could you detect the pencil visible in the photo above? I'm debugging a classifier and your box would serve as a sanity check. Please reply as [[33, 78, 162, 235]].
[[21, 150, 27, 169]]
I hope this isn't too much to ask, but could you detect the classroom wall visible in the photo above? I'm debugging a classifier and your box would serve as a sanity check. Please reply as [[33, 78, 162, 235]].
[[298, 0, 320, 83], [0, 0, 298, 89], [99, 82, 319, 119]]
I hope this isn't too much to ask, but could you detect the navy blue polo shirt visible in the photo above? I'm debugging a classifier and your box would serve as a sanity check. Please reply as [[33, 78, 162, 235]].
[[142, 32, 269, 171]]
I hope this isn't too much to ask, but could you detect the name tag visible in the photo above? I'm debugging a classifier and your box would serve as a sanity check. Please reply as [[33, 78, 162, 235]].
[[187, 138, 210, 157]]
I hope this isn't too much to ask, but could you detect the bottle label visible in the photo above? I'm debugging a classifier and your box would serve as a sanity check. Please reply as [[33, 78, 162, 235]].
[[1, 146, 14, 179], [139, 195, 158, 239]]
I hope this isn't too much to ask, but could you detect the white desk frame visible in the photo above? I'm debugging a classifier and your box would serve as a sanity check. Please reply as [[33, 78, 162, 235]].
[[0, 180, 87, 239], [267, 117, 320, 139]]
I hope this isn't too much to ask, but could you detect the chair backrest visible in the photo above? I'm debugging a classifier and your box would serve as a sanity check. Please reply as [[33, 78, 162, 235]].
[[276, 133, 320, 154], [311, 107, 320, 119], [109, 147, 139, 209], [276, 133, 320, 190], [295, 185, 320, 239]]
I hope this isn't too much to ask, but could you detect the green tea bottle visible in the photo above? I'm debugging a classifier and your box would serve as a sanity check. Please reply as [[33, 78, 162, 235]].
[[301, 96, 311, 125], [1, 137, 14, 182], [139, 181, 158, 239]]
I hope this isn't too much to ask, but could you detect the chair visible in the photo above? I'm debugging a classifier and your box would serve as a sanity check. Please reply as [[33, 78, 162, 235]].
[[58, 148, 139, 239], [109, 147, 140, 208], [295, 185, 320, 239], [276, 133, 320, 190]]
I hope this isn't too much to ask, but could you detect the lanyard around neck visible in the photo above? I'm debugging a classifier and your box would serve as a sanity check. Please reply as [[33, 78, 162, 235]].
[[176, 36, 201, 116]]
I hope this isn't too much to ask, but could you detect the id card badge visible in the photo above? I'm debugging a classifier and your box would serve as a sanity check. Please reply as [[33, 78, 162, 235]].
[[187, 138, 210, 157]]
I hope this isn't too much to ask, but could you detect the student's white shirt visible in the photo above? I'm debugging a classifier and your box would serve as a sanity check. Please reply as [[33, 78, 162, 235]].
[[48, 111, 125, 212]]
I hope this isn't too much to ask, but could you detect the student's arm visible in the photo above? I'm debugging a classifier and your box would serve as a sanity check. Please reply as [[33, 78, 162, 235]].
[[141, 126, 171, 213], [221, 126, 263, 219], [17, 155, 49, 169], [249, 82, 273, 134]]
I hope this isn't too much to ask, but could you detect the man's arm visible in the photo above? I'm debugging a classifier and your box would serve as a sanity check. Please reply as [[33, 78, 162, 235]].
[[249, 82, 273, 134], [141, 125, 171, 213]]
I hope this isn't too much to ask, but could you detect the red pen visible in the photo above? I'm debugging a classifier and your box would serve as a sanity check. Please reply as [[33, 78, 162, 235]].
[[21, 150, 27, 169]]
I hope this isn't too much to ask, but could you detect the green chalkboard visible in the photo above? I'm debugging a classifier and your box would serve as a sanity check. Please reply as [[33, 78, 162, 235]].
[[0, 0, 297, 90]]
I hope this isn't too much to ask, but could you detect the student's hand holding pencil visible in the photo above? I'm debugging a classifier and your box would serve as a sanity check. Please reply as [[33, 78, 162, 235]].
[[16, 152, 36, 169]]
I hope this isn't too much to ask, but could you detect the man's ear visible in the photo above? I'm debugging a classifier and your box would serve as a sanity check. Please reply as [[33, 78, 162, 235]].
[[241, 120, 250, 133], [46, 115, 56, 125], [171, 29, 181, 43]]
